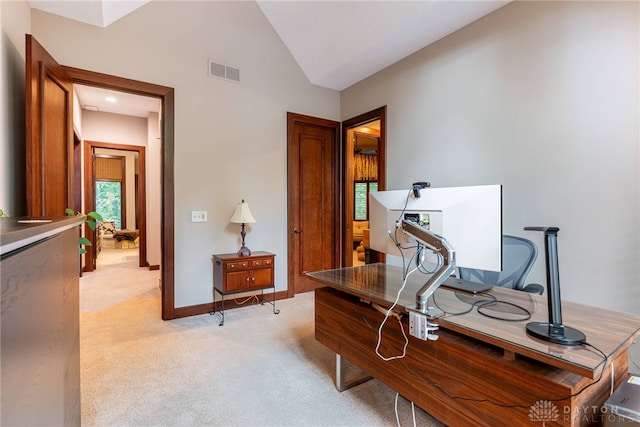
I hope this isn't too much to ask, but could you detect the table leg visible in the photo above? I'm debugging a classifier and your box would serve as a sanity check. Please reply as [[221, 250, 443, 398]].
[[335, 353, 373, 392], [210, 287, 224, 326], [260, 288, 280, 315]]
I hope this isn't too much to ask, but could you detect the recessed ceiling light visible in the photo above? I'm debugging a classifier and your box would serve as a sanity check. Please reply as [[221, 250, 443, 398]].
[[105, 96, 117, 103]]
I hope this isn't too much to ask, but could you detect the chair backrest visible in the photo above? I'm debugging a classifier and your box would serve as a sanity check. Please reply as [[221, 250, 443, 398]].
[[458, 235, 537, 291]]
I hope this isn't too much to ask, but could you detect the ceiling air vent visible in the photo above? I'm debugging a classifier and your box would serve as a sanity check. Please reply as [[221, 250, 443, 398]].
[[208, 60, 240, 83]]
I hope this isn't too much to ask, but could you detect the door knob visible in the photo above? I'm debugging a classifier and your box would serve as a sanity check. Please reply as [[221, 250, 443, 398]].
[[293, 228, 302, 234]]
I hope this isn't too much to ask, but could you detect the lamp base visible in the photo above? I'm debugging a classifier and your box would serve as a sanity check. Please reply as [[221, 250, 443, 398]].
[[237, 245, 251, 256], [526, 322, 586, 346]]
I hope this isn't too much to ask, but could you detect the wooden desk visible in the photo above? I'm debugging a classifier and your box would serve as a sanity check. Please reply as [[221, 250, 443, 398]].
[[309, 264, 640, 427]]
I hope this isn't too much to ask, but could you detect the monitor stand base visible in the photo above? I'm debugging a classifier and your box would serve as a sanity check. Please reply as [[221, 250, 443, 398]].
[[526, 322, 586, 346]]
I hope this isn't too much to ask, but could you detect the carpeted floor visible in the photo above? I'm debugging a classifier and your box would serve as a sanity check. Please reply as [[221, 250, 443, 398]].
[[79, 249, 444, 426]]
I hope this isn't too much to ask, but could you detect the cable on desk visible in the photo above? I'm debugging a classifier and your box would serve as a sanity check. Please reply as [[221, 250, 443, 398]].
[[374, 258, 418, 361], [416, 249, 442, 275], [431, 290, 497, 317], [475, 299, 532, 322], [431, 289, 532, 322]]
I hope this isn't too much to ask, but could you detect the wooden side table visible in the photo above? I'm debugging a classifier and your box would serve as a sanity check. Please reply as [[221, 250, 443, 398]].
[[211, 251, 279, 325]]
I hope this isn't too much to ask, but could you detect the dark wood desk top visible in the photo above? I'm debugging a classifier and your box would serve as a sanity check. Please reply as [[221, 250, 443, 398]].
[[307, 263, 640, 378]]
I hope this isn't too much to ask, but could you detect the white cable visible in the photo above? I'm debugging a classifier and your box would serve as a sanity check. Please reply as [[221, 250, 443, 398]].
[[375, 263, 418, 361], [411, 402, 416, 427], [610, 360, 615, 395], [393, 393, 417, 427]]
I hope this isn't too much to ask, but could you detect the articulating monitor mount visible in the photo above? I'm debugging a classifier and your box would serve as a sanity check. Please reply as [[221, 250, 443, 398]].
[[524, 226, 585, 346], [401, 220, 456, 313]]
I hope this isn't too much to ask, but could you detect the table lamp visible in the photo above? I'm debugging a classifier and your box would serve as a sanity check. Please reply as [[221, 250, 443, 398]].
[[229, 199, 256, 256]]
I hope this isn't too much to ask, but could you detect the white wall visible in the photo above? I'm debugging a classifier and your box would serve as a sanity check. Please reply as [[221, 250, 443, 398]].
[[82, 110, 148, 147], [342, 1, 640, 314], [29, 1, 340, 308], [0, 0, 30, 215]]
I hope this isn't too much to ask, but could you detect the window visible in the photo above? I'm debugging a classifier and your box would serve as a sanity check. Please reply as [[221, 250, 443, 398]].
[[354, 181, 378, 220], [96, 181, 122, 229]]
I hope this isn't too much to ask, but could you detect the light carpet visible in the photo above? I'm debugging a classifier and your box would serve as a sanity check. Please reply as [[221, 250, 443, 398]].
[[79, 248, 444, 426]]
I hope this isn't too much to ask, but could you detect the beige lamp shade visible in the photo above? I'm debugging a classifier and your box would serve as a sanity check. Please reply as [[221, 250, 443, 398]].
[[229, 200, 256, 224]]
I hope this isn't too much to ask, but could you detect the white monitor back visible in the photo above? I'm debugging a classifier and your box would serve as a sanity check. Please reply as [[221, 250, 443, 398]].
[[369, 184, 502, 272]]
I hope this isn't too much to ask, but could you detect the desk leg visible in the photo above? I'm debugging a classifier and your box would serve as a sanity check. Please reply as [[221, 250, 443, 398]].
[[335, 353, 373, 392]]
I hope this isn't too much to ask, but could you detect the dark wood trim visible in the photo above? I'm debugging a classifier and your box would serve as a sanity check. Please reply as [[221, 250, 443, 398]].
[[72, 131, 82, 212], [65, 66, 176, 320], [341, 106, 387, 266], [148, 265, 160, 271], [84, 141, 147, 271]]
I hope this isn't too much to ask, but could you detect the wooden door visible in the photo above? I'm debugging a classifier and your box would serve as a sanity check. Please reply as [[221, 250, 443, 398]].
[[287, 113, 340, 295], [26, 35, 74, 216]]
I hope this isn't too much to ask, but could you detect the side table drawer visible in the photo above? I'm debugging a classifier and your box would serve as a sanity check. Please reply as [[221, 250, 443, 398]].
[[251, 258, 272, 268], [225, 261, 249, 271]]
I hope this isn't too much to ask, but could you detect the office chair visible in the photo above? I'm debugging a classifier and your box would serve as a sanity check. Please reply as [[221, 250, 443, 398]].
[[458, 235, 544, 294]]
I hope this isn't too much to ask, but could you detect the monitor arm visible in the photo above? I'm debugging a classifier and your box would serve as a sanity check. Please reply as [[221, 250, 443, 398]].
[[401, 220, 456, 312]]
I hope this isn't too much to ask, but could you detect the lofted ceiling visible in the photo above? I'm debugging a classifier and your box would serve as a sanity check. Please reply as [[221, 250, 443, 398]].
[[28, 0, 510, 116], [256, 0, 509, 91]]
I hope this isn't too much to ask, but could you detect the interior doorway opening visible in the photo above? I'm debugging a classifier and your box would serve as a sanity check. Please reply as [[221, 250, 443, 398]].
[[65, 67, 175, 320], [342, 107, 387, 267]]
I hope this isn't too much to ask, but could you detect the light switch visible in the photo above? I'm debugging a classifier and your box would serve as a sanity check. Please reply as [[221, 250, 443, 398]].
[[191, 211, 207, 222]]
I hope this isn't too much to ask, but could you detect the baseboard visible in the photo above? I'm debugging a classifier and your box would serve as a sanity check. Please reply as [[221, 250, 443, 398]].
[[171, 290, 290, 319], [148, 265, 160, 271]]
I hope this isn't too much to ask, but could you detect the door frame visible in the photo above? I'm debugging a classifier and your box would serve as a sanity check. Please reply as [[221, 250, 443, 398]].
[[84, 141, 147, 271], [342, 106, 387, 266], [64, 66, 176, 320]]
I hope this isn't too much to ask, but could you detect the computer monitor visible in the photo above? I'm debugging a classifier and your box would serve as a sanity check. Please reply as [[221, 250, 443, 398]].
[[369, 184, 503, 272]]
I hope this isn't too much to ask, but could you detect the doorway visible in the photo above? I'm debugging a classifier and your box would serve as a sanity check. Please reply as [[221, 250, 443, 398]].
[[83, 141, 147, 272], [26, 35, 175, 319], [342, 107, 387, 267], [64, 69, 175, 320]]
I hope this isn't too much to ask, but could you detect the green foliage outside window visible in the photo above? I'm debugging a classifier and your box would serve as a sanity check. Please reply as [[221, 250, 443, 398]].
[[96, 181, 122, 229], [354, 181, 378, 221]]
